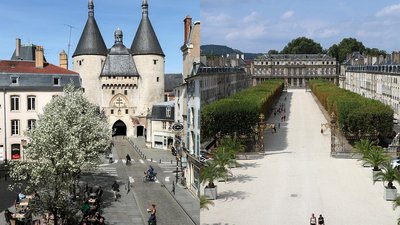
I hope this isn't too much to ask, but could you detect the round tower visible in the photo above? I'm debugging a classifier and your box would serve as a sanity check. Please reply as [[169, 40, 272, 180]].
[[72, 0, 107, 106], [131, 0, 165, 121]]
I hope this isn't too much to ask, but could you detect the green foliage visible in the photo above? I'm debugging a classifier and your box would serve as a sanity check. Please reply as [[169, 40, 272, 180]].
[[200, 195, 215, 210], [281, 37, 323, 54], [200, 159, 229, 188], [309, 80, 393, 139], [365, 47, 386, 57], [328, 37, 365, 62], [9, 85, 111, 223], [201, 80, 284, 139], [361, 146, 390, 171], [267, 49, 279, 55], [375, 162, 399, 188]]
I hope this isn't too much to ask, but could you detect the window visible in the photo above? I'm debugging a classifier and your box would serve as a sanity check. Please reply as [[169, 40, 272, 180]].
[[28, 119, 36, 130], [156, 77, 159, 82], [11, 76, 19, 85], [53, 77, 60, 86], [125, 109, 128, 114], [166, 107, 171, 117], [124, 90, 128, 95], [27, 96, 36, 111], [10, 95, 19, 111], [11, 120, 20, 135], [112, 90, 115, 95], [162, 122, 167, 129], [111, 109, 114, 114], [153, 59, 157, 65]]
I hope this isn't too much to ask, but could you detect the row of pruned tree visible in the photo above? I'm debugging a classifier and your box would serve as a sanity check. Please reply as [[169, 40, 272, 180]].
[[200, 80, 284, 141], [309, 79, 393, 141]]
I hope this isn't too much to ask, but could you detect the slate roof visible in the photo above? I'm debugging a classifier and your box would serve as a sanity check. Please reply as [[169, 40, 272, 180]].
[[101, 29, 139, 77], [258, 54, 335, 60], [0, 60, 80, 89], [73, 0, 107, 57], [151, 101, 174, 121], [11, 44, 47, 62], [130, 1, 164, 56]]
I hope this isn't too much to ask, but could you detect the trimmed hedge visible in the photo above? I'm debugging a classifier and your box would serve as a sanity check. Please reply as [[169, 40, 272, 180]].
[[309, 80, 393, 138], [201, 80, 284, 139]]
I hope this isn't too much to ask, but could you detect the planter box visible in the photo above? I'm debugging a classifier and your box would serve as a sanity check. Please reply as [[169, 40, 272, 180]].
[[204, 186, 218, 200], [384, 187, 397, 201], [372, 170, 381, 181]]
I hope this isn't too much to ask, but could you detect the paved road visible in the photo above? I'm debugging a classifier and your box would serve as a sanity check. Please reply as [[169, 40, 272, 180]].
[[201, 89, 400, 225]]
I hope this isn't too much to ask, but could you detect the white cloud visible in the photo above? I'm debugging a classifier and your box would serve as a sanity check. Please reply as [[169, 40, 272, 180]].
[[376, 4, 400, 17], [243, 11, 261, 23], [225, 24, 267, 40], [201, 11, 232, 26], [319, 28, 340, 38], [280, 10, 294, 20]]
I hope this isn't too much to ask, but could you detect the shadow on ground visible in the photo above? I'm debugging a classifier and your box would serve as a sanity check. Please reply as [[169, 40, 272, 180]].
[[227, 174, 256, 183], [218, 190, 249, 201]]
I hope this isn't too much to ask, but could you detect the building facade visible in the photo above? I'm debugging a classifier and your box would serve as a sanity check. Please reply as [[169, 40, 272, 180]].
[[72, 0, 164, 140], [0, 46, 80, 162], [345, 52, 400, 118], [249, 54, 338, 87]]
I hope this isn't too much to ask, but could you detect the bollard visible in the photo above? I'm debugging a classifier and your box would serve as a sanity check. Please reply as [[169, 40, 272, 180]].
[[172, 182, 175, 195], [159, 159, 161, 164], [151, 158, 153, 162], [171, 160, 173, 164]]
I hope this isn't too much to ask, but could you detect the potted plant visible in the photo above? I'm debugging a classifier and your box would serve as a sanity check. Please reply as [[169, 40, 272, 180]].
[[375, 162, 399, 201], [218, 137, 245, 168], [200, 159, 228, 200], [353, 139, 376, 165], [361, 146, 391, 181]]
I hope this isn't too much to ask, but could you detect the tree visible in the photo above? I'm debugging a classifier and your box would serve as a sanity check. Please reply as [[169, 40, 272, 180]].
[[365, 47, 386, 57], [9, 85, 111, 224], [328, 37, 365, 63], [267, 49, 279, 55], [281, 37, 323, 54]]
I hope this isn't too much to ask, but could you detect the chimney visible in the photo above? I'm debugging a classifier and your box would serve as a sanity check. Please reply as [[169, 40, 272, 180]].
[[35, 46, 44, 68], [16, 38, 21, 58], [236, 54, 239, 59], [184, 15, 192, 44], [59, 50, 68, 69], [241, 54, 244, 60]]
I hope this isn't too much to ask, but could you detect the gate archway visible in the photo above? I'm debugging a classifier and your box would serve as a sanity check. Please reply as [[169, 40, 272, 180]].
[[137, 125, 144, 136], [112, 120, 127, 136]]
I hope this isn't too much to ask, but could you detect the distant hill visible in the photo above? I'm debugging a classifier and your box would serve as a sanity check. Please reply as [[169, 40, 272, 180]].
[[201, 44, 262, 60]]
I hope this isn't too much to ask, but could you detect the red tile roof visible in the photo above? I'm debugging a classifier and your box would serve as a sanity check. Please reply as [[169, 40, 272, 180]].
[[0, 60, 78, 75]]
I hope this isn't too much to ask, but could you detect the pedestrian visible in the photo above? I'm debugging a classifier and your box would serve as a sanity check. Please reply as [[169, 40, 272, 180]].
[[318, 214, 325, 225], [310, 213, 317, 225], [4, 209, 14, 225], [147, 204, 157, 225]]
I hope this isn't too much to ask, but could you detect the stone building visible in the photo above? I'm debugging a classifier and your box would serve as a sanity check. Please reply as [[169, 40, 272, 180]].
[[249, 54, 338, 87], [72, 0, 164, 140], [0, 42, 80, 162], [344, 52, 400, 118]]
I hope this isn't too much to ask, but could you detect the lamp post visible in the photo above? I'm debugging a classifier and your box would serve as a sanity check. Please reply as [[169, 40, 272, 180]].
[[259, 114, 266, 151]]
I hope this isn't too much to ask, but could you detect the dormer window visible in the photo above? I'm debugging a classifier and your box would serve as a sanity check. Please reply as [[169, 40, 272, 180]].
[[11, 76, 19, 85], [166, 106, 171, 117], [53, 77, 61, 86]]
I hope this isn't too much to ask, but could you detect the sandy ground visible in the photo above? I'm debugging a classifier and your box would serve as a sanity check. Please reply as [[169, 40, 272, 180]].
[[200, 89, 400, 225]]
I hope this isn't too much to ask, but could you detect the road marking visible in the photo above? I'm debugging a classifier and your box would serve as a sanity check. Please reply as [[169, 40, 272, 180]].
[[165, 176, 170, 182], [155, 179, 160, 183], [122, 159, 126, 164], [129, 176, 134, 184], [139, 159, 145, 164]]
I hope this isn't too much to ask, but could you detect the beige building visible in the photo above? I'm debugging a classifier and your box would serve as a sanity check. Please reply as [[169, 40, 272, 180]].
[[344, 52, 400, 118], [0, 42, 80, 162], [250, 54, 338, 87]]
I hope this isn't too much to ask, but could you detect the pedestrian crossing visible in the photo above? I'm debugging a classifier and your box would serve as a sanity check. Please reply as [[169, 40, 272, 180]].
[[96, 166, 118, 177]]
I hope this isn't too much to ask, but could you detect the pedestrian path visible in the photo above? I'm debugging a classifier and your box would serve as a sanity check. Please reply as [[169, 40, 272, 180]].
[[201, 89, 400, 225]]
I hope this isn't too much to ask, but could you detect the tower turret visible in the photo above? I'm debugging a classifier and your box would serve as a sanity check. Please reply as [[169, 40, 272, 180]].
[[72, 0, 107, 105]]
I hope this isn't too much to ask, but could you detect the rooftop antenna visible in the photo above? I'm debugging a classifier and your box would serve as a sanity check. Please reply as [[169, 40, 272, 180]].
[[64, 24, 76, 58]]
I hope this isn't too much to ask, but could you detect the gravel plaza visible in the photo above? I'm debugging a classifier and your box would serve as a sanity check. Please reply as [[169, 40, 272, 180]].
[[200, 89, 400, 225]]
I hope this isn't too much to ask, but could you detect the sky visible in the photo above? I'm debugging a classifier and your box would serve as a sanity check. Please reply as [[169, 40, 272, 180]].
[[0, 0, 199, 73], [201, 0, 400, 54]]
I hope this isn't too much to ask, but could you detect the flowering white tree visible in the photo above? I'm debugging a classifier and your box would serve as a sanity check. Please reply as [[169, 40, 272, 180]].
[[9, 85, 111, 224]]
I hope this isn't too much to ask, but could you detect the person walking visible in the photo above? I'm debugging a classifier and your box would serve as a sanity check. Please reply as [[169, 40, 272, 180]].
[[310, 213, 317, 225], [318, 214, 325, 225], [147, 204, 157, 225], [111, 181, 120, 201]]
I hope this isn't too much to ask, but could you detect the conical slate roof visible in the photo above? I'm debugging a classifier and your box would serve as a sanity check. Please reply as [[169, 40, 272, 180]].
[[101, 29, 139, 76], [130, 0, 164, 56], [73, 0, 107, 57]]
